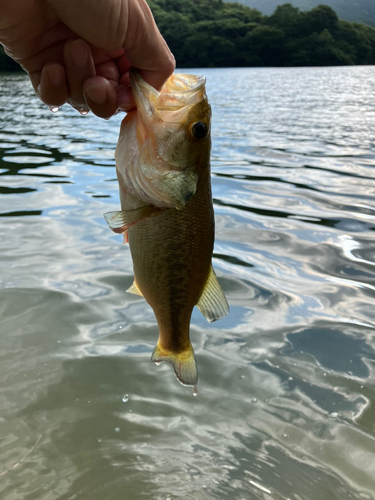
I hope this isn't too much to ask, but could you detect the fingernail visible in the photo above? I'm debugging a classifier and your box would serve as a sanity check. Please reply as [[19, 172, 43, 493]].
[[46, 65, 64, 86], [70, 39, 88, 67], [84, 85, 107, 105]]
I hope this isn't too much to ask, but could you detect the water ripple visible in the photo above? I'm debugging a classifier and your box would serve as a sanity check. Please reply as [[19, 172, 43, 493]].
[[1, 67, 375, 499]]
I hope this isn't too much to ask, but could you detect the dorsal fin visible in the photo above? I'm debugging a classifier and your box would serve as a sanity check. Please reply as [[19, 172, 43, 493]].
[[196, 266, 229, 323]]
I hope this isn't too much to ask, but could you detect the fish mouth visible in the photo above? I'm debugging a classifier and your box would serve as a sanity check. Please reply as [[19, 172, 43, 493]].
[[130, 69, 206, 116]]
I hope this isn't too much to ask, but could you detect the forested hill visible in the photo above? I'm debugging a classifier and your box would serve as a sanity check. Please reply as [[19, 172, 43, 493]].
[[1, 1, 375, 71], [147, 0, 375, 67], [225, 0, 375, 28]]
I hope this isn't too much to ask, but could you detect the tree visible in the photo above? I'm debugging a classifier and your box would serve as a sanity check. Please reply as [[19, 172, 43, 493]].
[[243, 25, 286, 65]]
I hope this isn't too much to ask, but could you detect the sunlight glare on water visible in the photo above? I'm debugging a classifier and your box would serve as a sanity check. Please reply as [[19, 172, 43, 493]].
[[0, 67, 375, 500]]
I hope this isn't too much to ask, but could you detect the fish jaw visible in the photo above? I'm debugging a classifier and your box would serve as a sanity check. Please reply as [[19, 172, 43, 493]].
[[131, 70, 207, 115]]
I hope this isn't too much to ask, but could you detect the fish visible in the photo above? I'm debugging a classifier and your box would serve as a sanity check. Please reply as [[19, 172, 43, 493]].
[[104, 70, 229, 390]]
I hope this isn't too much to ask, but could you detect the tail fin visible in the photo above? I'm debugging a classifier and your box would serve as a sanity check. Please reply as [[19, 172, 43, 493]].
[[151, 343, 198, 388]]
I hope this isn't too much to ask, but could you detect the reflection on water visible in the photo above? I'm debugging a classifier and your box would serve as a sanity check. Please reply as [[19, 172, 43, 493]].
[[1, 67, 375, 500]]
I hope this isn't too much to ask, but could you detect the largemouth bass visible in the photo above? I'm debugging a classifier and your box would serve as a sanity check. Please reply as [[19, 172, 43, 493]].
[[105, 71, 229, 390]]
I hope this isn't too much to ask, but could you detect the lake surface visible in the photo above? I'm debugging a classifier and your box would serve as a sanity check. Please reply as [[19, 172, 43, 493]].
[[1, 66, 375, 500]]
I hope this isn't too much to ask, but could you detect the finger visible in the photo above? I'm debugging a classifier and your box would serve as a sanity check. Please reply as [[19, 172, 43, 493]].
[[35, 63, 69, 107], [95, 61, 120, 86], [117, 54, 131, 75], [90, 47, 125, 66], [63, 38, 95, 111], [83, 76, 117, 119], [124, 0, 175, 90], [120, 72, 131, 86], [116, 84, 135, 112], [47, 0, 175, 91]]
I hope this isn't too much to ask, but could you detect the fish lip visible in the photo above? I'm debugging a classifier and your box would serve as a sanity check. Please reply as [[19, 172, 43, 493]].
[[130, 69, 207, 114], [162, 74, 206, 95], [131, 68, 206, 95]]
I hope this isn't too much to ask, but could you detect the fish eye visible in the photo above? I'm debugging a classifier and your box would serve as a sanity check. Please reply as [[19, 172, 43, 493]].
[[190, 121, 208, 140]]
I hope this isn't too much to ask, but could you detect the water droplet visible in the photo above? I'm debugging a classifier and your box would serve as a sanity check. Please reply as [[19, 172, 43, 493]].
[[288, 376, 293, 381], [88, 401, 91, 404], [57, 340, 61, 344], [97, 438, 102, 443], [293, 362, 297, 367], [360, 385, 364, 389], [49, 106, 59, 113], [251, 398, 258, 403], [265, 398, 269, 403], [114, 427, 120, 433], [155, 361, 162, 366], [240, 375, 245, 379], [348, 371, 353, 376], [329, 412, 339, 419], [122, 395, 129, 403], [323, 372, 327, 377], [119, 326, 123, 329], [79, 109, 89, 115], [193, 386, 198, 396], [283, 433, 288, 439]]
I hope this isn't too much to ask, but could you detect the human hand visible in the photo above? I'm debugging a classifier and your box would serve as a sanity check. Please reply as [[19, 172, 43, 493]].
[[0, 0, 175, 118]]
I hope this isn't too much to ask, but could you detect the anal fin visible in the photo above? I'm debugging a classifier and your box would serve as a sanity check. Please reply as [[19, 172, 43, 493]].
[[197, 266, 229, 323], [127, 280, 143, 297]]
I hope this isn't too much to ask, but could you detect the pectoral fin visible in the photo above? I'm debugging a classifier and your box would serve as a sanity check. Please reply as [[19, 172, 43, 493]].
[[151, 343, 198, 388], [126, 280, 143, 297], [103, 206, 153, 234], [197, 266, 229, 323]]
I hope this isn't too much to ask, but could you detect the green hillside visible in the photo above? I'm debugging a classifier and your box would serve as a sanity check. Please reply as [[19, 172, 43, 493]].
[[225, 0, 375, 27], [148, 0, 375, 67], [1, 1, 375, 71]]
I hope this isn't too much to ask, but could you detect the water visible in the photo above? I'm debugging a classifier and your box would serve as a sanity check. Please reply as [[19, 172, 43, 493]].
[[0, 66, 375, 499]]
